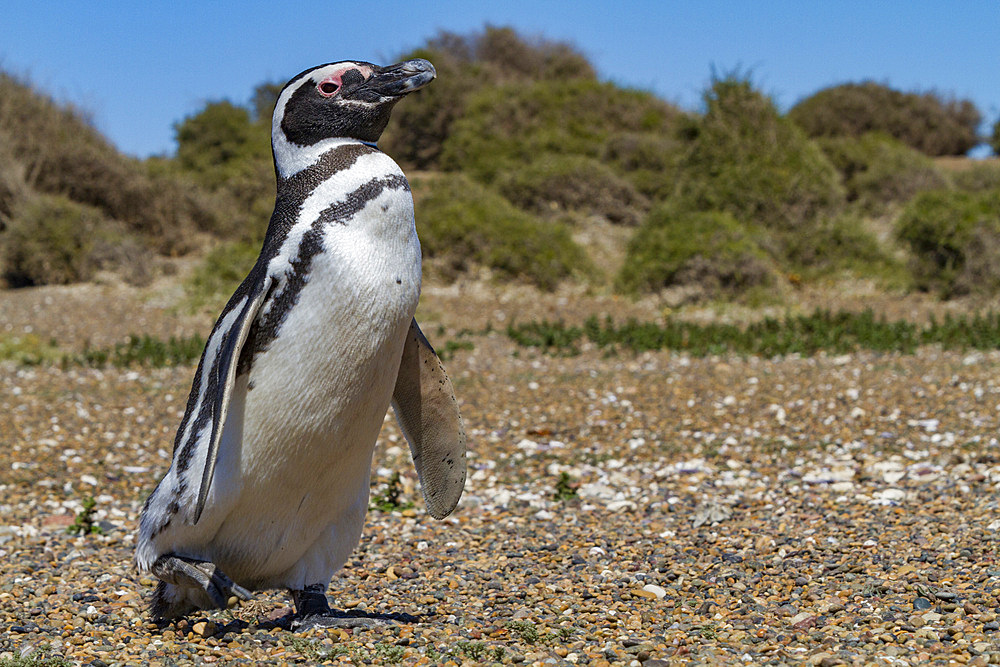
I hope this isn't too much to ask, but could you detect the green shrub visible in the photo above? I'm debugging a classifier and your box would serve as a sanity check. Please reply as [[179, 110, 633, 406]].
[[896, 189, 1000, 296], [674, 76, 844, 234], [784, 212, 906, 284], [2, 195, 106, 286], [184, 240, 261, 310], [170, 100, 275, 242], [413, 174, 591, 289], [617, 207, 774, 296], [174, 101, 271, 188], [495, 154, 647, 225], [950, 161, 1000, 193], [382, 26, 596, 170], [601, 132, 685, 200], [992, 118, 1000, 156], [818, 133, 946, 213], [790, 81, 981, 156], [441, 79, 681, 183]]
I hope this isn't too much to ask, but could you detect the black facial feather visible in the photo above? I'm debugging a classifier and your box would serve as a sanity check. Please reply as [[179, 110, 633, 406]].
[[280, 73, 399, 145]]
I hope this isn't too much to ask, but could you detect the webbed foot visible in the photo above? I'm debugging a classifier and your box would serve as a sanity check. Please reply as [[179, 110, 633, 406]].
[[149, 554, 251, 620], [290, 584, 390, 631]]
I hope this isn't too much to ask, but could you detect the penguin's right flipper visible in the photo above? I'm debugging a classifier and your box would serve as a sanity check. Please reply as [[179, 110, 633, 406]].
[[191, 273, 273, 524], [391, 318, 467, 519]]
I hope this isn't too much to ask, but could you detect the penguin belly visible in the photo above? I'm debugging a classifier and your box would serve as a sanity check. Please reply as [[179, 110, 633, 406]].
[[164, 206, 420, 591]]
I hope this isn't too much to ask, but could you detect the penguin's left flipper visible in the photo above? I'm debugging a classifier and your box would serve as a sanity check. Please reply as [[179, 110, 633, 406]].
[[391, 318, 467, 519], [193, 274, 273, 524]]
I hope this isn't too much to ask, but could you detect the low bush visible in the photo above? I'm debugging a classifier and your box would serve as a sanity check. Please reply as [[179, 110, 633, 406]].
[[441, 79, 681, 183], [617, 207, 774, 296], [508, 309, 1000, 357], [495, 154, 647, 225], [184, 240, 261, 310], [2, 195, 106, 286], [818, 133, 946, 213], [382, 27, 596, 171], [790, 81, 981, 156], [413, 174, 591, 289], [1, 194, 158, 287], [896, 189, 1000, 296], [950, 161, 1000, 193], [674, 76, 844, 234], [784, 212, 906, 284], [0, 72, 212, 256], [601, 132, 685, 200]]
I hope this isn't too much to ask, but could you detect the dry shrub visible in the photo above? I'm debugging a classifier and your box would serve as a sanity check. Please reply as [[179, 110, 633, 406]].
[[790, 81, 981, 157], [495, 155, 648, 225], [0, 72, 211, 256], [3, 195, 118, 286], [950, 161, 1000, 193], [602, 132, 685, 200]]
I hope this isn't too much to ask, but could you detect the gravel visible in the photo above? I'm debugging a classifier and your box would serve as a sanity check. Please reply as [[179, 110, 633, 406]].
[[3, 285, 1000, 665]]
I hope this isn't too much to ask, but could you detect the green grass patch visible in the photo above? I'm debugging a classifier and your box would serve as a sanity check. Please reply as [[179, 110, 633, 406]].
[[74, 334, 206, 368], [0, 334, 64, 365], [1, 333, 205, 368], [508, 309, 1000, 357], [370, 472, 414, 513]]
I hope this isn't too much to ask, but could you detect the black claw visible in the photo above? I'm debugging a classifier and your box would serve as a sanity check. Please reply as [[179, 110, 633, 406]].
[[149, 555, 250, 620]]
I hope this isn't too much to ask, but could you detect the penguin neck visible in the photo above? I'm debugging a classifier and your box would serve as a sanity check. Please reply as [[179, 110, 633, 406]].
[[272, 136, 381, 179]]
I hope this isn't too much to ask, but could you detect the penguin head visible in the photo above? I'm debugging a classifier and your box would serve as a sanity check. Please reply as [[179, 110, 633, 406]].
[[272, 59, 435, 165]]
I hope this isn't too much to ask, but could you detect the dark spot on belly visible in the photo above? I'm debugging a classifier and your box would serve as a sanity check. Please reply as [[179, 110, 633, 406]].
[[396, 278, 402, 285]]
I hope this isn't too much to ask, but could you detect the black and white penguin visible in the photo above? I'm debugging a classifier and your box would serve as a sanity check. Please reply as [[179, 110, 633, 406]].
[[135, 59, 467, 628]]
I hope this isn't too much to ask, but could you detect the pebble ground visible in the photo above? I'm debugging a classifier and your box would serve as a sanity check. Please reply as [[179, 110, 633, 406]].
[[3, 284, 1000, 665]]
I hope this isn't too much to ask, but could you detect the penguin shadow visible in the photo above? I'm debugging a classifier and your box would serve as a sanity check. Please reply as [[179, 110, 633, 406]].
[[267, 607, 423, 632], [150, 608, 421, 637]]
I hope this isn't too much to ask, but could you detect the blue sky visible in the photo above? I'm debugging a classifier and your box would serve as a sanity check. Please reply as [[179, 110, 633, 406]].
[[2, 1, 997, 157]]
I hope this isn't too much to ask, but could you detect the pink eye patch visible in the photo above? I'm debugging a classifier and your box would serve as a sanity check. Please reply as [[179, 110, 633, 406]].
[[317, 74, 342, 96]]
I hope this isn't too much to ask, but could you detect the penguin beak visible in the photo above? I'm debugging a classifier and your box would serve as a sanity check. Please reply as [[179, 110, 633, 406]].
[[368, 59, 437, 97]]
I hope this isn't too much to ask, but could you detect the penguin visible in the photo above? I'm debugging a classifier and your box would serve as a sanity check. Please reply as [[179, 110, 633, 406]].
[[134, 58, 467, 629]]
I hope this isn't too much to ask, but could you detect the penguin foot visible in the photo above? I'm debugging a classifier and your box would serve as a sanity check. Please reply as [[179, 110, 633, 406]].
[[290, 585, 390, 631], [149, 555, 251, 620]]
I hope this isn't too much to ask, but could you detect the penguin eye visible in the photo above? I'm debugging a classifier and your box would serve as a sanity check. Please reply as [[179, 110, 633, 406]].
[[318, 81, 340, 97]]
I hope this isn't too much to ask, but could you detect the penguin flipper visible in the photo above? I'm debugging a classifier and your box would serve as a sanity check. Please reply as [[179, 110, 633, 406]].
[[391, 318, 467, 519], [194, 274, 273, 524]]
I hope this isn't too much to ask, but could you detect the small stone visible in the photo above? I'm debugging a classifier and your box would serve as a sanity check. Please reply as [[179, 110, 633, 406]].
[[913, 597, 933, 611], [984, 621, 999, 632], [633, 588, 658, 600], [641, 584, 667, 599], [192, 620, 216, 637]]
